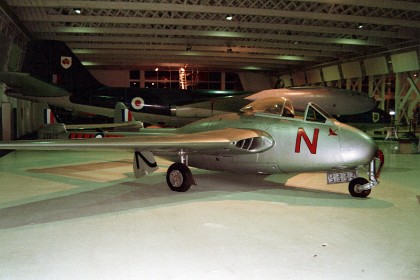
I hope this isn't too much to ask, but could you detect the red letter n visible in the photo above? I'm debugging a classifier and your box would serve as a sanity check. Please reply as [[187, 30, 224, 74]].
[[295, 128, 319, 154]]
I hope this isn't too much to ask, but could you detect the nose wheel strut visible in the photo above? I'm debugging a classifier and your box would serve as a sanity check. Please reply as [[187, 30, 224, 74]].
[[348, 150, 384, 198]]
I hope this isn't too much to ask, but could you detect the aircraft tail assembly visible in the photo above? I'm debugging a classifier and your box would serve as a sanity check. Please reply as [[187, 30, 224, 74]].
[[115, 102, 134, 123], [37, 102, 143, 139], [22, 40, 103, 96]]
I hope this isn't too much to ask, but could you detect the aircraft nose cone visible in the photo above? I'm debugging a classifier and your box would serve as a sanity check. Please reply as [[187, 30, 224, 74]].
[[370, 96, 378, 110], [359, 96, 377, 113], [339, 124, 378, 167]]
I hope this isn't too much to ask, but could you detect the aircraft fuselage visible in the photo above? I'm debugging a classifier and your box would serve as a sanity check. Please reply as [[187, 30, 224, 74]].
[[160, 109, 377, 174]]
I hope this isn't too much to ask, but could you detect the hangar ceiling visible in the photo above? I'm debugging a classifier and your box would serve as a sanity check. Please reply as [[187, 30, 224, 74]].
[[1, 0, 420, 72]]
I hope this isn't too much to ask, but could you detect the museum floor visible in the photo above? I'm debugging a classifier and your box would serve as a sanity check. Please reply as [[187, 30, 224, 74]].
[[0, 142, 419, 280]]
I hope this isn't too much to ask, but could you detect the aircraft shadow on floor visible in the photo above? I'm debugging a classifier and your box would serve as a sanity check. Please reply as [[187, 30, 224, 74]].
[[0, 168, 393, 229]]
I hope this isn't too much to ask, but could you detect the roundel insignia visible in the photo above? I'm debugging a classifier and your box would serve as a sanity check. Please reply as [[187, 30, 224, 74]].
[[131, 97, 145, 110]]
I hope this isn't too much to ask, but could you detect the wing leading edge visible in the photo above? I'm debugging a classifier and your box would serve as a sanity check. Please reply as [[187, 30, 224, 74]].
[[0, 128, 274, 155], [0, 72, 70, 97]]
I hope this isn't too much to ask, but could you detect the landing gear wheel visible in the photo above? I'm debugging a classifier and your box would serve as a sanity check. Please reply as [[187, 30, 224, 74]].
[[348, 177, 371, 198], [166, 162, 193, 192]]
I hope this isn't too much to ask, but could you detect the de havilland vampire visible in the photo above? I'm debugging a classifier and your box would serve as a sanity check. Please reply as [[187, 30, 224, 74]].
[[0, 97, 384, 198], [0, 40, 377, 127]]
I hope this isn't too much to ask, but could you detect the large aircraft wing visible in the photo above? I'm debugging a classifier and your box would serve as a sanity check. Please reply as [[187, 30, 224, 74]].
[[0, 72, 70, 97], [0, 128, 274, 155]]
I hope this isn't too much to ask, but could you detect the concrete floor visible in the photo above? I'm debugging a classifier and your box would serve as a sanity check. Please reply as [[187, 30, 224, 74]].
[[0, 143, 419, 280]]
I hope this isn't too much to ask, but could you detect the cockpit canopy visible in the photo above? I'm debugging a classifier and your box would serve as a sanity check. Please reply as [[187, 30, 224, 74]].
[[240, 97, 295, 118], [240, 97, 336, 124], [304, 102, 335, 124]]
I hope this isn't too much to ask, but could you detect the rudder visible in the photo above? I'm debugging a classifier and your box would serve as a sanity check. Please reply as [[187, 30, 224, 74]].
[[22, 40, 103, 96]]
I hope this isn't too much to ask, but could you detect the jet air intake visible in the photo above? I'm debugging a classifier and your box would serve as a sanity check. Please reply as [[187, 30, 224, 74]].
[[234, 136, 274, 153]]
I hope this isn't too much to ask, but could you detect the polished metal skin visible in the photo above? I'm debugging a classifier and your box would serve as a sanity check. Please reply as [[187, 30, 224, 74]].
[[0, 98, 381, 196], [174, 99, 378, 174], [246, 86, 377, 116]]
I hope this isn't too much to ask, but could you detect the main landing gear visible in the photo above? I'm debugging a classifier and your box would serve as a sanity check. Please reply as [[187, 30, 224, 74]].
[[166, 149, 196, 192], [348, 150, 384, 198]]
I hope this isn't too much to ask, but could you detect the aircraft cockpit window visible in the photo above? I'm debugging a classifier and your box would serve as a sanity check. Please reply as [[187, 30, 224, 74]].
[[305, 107, 326, 123], [240, 97, 295, 117], [264, 104, 283, 115], [263, 101, 295, 117], [304, 103, 333, 123], [283, 105, 295, 118]]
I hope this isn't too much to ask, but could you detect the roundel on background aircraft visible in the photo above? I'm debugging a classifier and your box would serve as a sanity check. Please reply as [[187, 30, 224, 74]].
[[131, 97, 145, 110]]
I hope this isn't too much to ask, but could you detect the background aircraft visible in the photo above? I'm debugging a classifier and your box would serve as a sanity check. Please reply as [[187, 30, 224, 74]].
[[37, 102, 144, 140], [0, 98, 384, 198], [335, 107, 392, 130], [0, 40, 377, 127]]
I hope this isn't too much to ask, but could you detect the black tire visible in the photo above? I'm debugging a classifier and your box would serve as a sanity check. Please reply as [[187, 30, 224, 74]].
[[348, 177, 371, 198], [166, 162, 193, 192]]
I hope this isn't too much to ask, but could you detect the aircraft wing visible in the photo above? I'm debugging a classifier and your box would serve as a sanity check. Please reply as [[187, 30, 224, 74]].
[[64, 122, 143, 130], [0, 72, 70, 97], [0, 128, 274, 155]]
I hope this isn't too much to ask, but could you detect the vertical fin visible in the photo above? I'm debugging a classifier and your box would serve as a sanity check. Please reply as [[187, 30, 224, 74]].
[[22, 40, 103, 96], [34, 102, 57, 128], [44, 108, 56, 125], [114, 102, 135, 123]]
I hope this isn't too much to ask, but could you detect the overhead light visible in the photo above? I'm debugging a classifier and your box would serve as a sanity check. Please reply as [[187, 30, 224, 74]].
[[74, 8, 81, 14], [155, 67, 159, 71], [389, 110, 395, 116], [226, 15, 233, 21], [358, 24, 363, 29]]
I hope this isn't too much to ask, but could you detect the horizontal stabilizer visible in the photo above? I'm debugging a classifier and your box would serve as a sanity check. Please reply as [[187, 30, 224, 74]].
[[0, 72, 71, 98]]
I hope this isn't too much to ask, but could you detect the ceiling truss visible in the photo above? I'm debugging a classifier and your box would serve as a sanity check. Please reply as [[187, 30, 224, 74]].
[[1, 0, 419, 72]]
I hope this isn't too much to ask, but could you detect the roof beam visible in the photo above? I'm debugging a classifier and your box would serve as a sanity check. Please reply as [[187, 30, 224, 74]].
[[35, 26, 385, 46], [67, 42, 336, 58], [58, 35, 358, 53], [295, 0, 420, 12], [0, 0, 31, 41], [18, 14, 412, 39], [77, 53, 299, 71], [7, 0, 420, 28], [72, 48, 318, 63]]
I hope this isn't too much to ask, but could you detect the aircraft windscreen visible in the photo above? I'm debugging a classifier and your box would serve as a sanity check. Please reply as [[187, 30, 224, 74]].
[[305, 103, 335, 123], [240, 97, 295, 118]]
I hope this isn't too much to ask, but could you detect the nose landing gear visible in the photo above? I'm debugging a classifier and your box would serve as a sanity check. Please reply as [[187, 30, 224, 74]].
[[348, 177, 371, 198], [348, 150, 384, 198]]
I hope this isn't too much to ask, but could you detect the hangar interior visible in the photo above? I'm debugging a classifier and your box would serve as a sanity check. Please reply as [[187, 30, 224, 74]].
[[0, 1, 419, 279]]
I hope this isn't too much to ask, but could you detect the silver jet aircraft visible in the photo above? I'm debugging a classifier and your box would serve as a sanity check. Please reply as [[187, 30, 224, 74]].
[[0, 98, 384, 197]]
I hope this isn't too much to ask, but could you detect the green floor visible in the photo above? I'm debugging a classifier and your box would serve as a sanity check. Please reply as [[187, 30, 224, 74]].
[[0, 148, 419, 279]]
